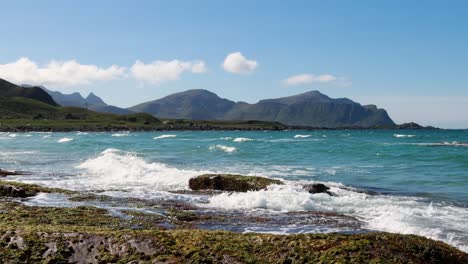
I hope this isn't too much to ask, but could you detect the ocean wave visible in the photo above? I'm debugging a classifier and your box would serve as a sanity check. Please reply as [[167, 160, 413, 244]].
[[57, 137, 73, 143], [75, 148, 208, 191], [8, 134, 18, 138], [154, 134, 177, 139], [76, 132, 88, 135], [204, 182, 468, 252], [394, 134, 416, 138], [209, 145, 237, 153], [233, 137, 253, 142], [220, 137, 232, 140], [294, 135, 311, 138]]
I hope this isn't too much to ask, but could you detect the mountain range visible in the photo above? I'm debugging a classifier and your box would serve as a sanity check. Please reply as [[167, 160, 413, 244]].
[[130, 89, 395, 127], [2, 78, 396, 128]]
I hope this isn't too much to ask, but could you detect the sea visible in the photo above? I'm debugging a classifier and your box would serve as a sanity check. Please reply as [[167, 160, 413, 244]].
[[1, 129, 467, 252]]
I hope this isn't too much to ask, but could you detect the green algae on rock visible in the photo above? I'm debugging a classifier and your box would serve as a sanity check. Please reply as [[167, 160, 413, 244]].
[[0, 229, 466, 264], [189, 174, 283, 192]]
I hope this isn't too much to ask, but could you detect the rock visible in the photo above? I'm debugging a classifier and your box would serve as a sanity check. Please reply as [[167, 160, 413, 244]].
[[0, 169, 28, 177], [303, 183, 332, 195], [0, 185, 37, 197], [189, 174, 283, 192]]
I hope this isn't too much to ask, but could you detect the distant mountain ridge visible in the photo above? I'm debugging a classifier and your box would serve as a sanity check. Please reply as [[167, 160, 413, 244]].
[[21, 85, 133, 115], [130, 89, 395, 128]]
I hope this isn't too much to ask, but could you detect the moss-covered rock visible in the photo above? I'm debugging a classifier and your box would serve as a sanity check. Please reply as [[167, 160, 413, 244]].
[[0, 180, 77, 195], [0, 229, 466, 264], [189, 174, 283, 192]]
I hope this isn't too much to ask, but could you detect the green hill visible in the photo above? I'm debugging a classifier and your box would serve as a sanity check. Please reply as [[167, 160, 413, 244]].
[[0, 78, 57, 106]]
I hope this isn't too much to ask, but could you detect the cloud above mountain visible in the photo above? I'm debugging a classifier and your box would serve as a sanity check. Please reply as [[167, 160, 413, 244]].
[[130, 60, 207, 85], [222, 52, 258, 74], [0, 57, 125, 87], [283, 74, 337, 86]]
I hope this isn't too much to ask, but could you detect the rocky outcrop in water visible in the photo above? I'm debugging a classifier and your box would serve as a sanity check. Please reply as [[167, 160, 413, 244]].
[[189, 174, 283, 192], [303, 183, 333, 195]]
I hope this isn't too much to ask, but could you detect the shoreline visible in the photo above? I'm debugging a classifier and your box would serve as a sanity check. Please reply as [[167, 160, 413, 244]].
[[0, 179, 467, 263]]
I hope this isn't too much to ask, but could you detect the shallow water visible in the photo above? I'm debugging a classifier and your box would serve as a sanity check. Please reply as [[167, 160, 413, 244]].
[[1, 130, 467, 252]]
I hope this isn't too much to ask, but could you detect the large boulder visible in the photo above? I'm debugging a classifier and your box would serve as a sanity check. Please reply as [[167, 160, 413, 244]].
[[189, 174, 283, 192]]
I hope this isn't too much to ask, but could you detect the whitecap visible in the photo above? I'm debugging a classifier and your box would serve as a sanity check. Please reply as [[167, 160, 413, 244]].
[[394, 134, 416, 138], [112, 133, 129, 137], [154, 134, 177, 139], [209, 145, 237, 153], [294, 135, 311, 139], [233, 137, 253, 142], [57, 137, 73, 143]]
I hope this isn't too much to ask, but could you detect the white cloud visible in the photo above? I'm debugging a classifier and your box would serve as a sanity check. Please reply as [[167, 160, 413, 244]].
[[283, 73, 337, 86], [222, 52, 258, 74], [130, 60, 207, 85], [0, 57, 125, 87]]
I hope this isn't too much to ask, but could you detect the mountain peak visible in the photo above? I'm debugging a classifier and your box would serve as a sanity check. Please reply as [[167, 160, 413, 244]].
[[86, 92, 106, 105]]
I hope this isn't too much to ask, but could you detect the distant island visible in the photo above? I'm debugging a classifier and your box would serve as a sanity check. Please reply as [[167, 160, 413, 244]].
[[0, 78, 434, 131]]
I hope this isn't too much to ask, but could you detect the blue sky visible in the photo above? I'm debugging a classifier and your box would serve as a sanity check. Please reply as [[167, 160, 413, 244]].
[[1, 0, 467, 128]]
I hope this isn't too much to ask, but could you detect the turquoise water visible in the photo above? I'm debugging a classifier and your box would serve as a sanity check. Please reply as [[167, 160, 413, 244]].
[[1, 130, 467, 251]]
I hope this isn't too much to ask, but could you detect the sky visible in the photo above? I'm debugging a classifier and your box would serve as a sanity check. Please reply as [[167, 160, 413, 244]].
[[1, 0, 467, 128]]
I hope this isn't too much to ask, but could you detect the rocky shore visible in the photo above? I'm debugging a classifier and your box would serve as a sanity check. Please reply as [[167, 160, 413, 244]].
[[0, 172, 466, 263]]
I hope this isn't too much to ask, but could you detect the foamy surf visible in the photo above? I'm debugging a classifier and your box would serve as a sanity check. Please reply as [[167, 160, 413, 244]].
[[204, 182, 468, 252], [294, 135, 311, 138], [57, 138, 73, 143], [209, 145, 237, 153], [154, 134, 177, 139]]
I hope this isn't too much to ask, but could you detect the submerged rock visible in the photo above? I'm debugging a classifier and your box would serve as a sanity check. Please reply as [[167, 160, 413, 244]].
[[189, 174, 283, 192], [303, 183, 332, 195]]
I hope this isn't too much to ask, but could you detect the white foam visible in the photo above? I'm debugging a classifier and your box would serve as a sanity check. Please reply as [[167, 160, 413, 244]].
[[294, 135, 311, 138], [8, 134, 17, 138], [76, 132, 88, 135], [233, 137, 253, 142], [204, 182, 468, 252], [394, 134, 416, 138], [154, 134, 177, 139], [220, 137, 232, 140], [112, 133, 129, 137], [74, 148, 207, 192], [209, 145, 237, 153], [57, 137, 73, 143], [396, 142, 468, 147]]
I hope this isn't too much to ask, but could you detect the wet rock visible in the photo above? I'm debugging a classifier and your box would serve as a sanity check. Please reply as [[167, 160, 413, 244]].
[[189, 174, 283, 192], [0, 185, 37, 197], [0, 169, 28, 177], [303, 183, 332, 195]]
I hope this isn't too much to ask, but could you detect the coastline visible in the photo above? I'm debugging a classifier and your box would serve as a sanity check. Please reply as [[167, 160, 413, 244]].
[[0, 118, 438, 132]]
